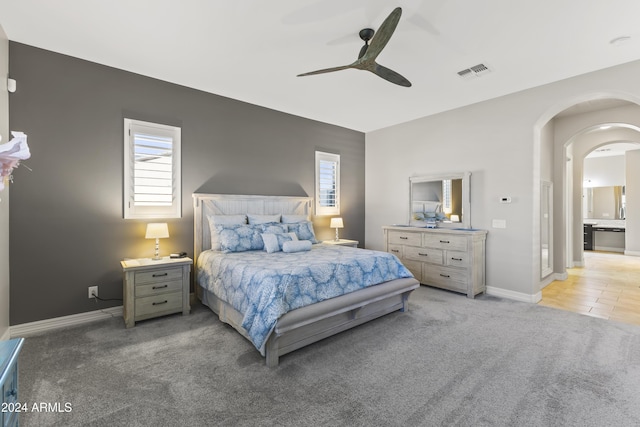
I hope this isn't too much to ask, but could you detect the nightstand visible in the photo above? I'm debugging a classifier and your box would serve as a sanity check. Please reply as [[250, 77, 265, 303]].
[[121, 257, 192, 328], [322, 239, 359, 248], [1, 338, 24, 427]]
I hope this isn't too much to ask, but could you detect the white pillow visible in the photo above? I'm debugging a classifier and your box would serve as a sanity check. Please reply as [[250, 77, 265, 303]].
[[207, 214, 247, 251], [282, 240, 312, 253], [261, 232, 298, 253], [281, 214, 309, 223], [247, 214, 281, 224]]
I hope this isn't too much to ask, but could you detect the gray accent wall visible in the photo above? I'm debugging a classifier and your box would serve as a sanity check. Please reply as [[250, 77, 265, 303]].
[[8, 42, 365, 325]]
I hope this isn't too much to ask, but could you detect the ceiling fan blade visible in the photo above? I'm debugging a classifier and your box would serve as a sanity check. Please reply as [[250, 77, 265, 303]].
[[358, 43, 368, 59], [371, 63, 412, 87], [361, 7, 402, 61], [297, 64, 353, 77]]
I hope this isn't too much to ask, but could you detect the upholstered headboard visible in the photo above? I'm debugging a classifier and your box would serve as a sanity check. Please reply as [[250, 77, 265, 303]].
[[192, 193, 312, 273]]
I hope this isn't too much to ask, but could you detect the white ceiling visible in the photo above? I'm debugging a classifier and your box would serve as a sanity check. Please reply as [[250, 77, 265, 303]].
[[2, 0, 640, 132]]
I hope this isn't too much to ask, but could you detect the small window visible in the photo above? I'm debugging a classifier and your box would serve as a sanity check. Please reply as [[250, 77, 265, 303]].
[[124, 119, 181, 219], [315, 151, 340, 215]]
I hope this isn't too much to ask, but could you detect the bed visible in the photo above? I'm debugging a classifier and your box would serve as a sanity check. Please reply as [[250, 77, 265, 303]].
[[193, 193, 419, 367]]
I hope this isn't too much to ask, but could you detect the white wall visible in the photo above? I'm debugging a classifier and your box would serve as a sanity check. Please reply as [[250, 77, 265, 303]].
[[366, 59, 640, 302], [584, 156, 625, 187], [0, 24, 10, 340]]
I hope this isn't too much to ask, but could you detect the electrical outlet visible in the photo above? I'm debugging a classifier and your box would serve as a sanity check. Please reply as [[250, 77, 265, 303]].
[[88, 286, 98, 299]]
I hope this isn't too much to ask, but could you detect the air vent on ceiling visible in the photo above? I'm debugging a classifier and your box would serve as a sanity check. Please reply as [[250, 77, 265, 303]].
[[457, 63, 492, 79]]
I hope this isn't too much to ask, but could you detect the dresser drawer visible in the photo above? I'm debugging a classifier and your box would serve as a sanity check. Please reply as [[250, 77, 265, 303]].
[[136, 279, 184, 297], [388, 244, 403, 258], [423, 265, 467, 292], [135, 267, 182, 285], [423, 234, 467, 251], [135, 291, 183, 319], [388, 231, 422, 247], [445, 250, 469, 268], [404, 246, 443, 264]]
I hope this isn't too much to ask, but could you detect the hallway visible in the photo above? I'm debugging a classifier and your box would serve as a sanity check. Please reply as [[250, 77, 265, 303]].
[[539, 251, 640, 326]]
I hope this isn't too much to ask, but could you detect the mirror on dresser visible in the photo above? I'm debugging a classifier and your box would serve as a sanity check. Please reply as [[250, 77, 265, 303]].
[[409, 172, 471, 229]]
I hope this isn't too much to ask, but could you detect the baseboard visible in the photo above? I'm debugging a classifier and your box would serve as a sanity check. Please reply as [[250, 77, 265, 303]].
[[486, 286, 541, 303], [593, 246, 624, 253], [624, 250, 640, 257], [10, 306, 123, 338]]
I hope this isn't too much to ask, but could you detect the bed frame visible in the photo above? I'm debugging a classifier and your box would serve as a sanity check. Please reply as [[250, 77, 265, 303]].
[[193, 193, 420, 367]]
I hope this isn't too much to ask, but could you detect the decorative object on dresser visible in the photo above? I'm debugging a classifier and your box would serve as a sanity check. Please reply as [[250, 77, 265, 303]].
[[121, 257, 192, 328], [145, 223, 170, 260], [330, 217, 344, 241], [1, 338, 24, 427], [193, 193, 419, 367], [383, 226, 487, 298], [322, 238, 358, 248]]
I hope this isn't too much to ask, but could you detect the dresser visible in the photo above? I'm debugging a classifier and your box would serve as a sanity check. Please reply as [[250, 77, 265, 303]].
[[121, 257, 192, 328], [1, 338, 24, 427], [383, 226, 487, 298]]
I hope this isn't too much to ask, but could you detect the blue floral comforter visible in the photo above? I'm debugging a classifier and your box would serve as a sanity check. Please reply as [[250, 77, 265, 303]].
[[197, 244, 413, 354]]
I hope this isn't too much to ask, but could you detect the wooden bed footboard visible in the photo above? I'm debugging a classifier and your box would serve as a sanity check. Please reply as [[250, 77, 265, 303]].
[[264, 278, 418, 367]]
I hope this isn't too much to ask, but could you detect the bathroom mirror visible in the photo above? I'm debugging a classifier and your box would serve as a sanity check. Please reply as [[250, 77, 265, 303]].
[[583, 185, 625, 219], [409, 172, 471, 229]]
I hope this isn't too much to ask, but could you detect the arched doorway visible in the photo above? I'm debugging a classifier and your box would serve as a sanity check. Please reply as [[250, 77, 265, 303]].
[[534, 96, 640, 322]]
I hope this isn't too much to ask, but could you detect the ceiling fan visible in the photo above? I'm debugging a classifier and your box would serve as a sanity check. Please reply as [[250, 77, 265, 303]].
[[297, 7, 412, 87]]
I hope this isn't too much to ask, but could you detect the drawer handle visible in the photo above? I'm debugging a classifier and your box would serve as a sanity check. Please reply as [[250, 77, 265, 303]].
[[391, 249, 400, 253], [418, 252, 429, 257], [451, 257, 463, 261], [399, 236, 408, 240], [152, 300, 168, 306], [152, 284, 168, 290], [440, 274, 450, 278], [152, 273, 168, 277], [440, 240, 450, 244]]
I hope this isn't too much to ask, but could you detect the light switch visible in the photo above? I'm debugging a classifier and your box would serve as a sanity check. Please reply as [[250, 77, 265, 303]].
[[492, 219, 507, 229]]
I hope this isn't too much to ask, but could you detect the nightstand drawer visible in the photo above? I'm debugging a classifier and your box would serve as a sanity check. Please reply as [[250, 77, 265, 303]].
[[135, 267, 182, 285], [136, 279, 184, 297], [135, 292, 183, 318]]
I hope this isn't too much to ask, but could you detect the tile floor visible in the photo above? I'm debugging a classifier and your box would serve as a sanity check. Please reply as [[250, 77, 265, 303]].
[[539, 251, 640, 326]]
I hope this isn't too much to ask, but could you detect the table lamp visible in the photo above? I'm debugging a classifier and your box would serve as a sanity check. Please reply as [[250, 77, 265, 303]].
[[145, 223, 169, 260], [330, 217, 344, 241]]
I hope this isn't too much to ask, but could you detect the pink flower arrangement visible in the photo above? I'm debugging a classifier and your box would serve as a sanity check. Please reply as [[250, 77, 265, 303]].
[[0, 131, 30, 191]]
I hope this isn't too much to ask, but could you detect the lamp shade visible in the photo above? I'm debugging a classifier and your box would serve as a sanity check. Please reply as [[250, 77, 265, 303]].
[[330, 218, 344, 229], [145, 223, 169, 239]]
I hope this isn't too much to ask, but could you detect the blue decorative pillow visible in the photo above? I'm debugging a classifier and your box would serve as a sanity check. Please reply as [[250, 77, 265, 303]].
[[207, 214, 247, 250], [215, 224, 264, 253], [286, 221, 318, 243], [260, 222, 288, 234], [282, 240, 312, 253], [261, 232, 298, 253]]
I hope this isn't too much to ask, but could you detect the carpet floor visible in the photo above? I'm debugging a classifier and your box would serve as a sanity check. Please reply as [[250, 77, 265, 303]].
[[16, 285, 640, 426]]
